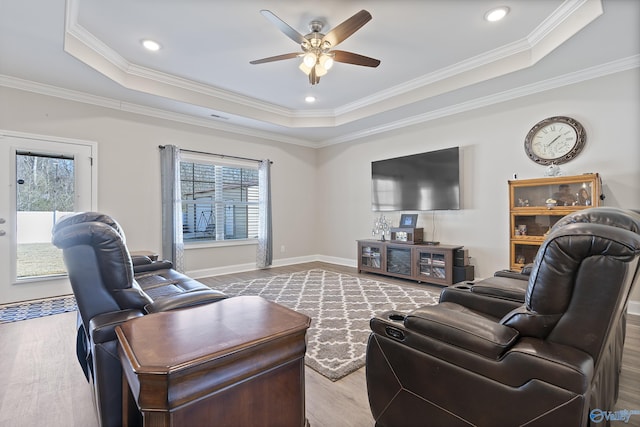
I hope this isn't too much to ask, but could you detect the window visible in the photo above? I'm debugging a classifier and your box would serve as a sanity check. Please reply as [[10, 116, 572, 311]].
[[180, 157, 259, 243]]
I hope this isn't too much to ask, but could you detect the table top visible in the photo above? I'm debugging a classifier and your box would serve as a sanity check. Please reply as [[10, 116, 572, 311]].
[[116, 296, 311, 374], [357, 239, 463, 250]]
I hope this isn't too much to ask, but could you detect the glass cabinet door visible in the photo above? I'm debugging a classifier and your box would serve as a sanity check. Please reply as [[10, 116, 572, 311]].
[[360, 244, 382, 270], [512, 214, 565, 239], [512, 242, 540, 268], [431, 253, 446, 279], [418, 252, 447, 280], [418, 252, 433, 278], [512, 177, 598, 209]]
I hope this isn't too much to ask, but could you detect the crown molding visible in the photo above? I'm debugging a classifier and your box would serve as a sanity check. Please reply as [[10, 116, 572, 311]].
[[62, 0, 603, 129], [0, 75, 316, 148], [2, 55, 636, 149], [333, 0, 602, 122], [318, 55, 640, 147]]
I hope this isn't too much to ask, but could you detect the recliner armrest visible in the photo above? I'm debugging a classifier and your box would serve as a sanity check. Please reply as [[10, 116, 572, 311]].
[[89, 309, 145, 344], [133, 259, 174, 274], [405, 303, 519, 359], [470, 276, 529, 301], [494, 263, 533, 280], [440, 283, 522, 318], [131, 255, 153, 266], [144, 290, 227, 313]]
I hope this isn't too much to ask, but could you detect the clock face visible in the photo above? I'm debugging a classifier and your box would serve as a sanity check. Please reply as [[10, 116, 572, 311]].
[[524, 116, 586, 165], [530, 122, 578, 159]]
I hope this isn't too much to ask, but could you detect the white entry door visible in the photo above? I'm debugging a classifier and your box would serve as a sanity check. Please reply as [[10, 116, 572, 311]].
[[0, 131, 96, 304]]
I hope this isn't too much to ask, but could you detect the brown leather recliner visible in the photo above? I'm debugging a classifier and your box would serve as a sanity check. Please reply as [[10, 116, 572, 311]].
[[366, 209, 640, 426], [52, 212, 227, 427]]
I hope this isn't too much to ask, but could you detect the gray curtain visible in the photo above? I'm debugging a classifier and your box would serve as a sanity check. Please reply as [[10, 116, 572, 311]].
[[160, 145, 185, 272], [257, 159, 272, 268]]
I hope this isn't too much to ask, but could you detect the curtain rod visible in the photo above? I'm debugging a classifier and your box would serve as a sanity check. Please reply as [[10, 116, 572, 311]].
[[158, 145, 272, 164]]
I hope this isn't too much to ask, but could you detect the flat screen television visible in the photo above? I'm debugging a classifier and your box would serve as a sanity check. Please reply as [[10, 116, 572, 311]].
[[371, 147, 461, 211]]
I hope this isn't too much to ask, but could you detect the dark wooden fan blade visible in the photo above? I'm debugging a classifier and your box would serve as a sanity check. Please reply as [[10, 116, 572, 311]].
[[323, 10, 372, 47], [332, 50, 380, 67], [260, 10, 306, 44], [250, 52, 300, 65]]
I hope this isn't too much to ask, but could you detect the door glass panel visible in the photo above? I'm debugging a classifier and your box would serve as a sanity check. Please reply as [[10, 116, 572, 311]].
[[361, 244, 382, 270], [15, 152, 74, 279]]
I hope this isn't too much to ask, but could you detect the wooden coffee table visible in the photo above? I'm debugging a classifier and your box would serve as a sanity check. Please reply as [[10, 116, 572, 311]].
[[116, 296, 311, 427]]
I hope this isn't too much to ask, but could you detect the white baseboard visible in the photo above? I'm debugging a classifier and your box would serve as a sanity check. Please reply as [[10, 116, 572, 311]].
[[314, 254, 356, 268], [187, 262, 261, 279], [186, 254, 351, 279]]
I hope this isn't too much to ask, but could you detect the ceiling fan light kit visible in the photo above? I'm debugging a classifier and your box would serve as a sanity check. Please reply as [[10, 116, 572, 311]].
[[320, 54, 334, 70], [250, 9, 380, 86], [303, 52, 317, 68]]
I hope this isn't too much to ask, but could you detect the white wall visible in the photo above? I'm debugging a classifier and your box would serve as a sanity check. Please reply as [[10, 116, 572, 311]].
[[1, 68, 639, 305], [0, 87, 319, 274], [316, 69, 640, 302]]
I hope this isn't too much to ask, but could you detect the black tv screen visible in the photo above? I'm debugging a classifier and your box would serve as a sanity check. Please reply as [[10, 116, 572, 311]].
[[371, 147, 461, 211]]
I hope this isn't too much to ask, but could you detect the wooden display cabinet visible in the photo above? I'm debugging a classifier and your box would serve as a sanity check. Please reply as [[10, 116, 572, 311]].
[[357, 240, 463, 286], [508, 173, 602, 270]]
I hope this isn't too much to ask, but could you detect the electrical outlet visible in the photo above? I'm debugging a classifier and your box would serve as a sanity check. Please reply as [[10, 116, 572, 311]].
[[280, 245, 286, 253]]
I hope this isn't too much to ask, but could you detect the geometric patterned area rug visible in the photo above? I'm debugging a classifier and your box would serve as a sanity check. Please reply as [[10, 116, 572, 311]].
[[218, 269, 440, 381], [0, 295, 77, 324]]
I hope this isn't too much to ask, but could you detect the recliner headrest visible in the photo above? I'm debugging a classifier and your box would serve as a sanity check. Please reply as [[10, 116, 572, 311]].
[[551, 207, 640, 234], [52, 211, 126, 242], [52, 219, 154, 315], [52, 221, 135, 290]]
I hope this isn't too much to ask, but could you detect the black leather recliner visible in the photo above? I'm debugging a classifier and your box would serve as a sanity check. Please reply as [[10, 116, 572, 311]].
[[438, 207, 640, 407], [366, 208, 640, 426], [52, 212, 227, 427]]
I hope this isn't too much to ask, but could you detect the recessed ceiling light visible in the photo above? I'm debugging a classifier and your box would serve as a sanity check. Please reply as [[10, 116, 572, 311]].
[[484, 6, 510, 22], [305, 96, 316, 103], [142, 39, 161, 51]]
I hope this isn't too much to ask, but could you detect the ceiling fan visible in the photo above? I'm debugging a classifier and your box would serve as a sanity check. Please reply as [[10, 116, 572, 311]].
[[250, 9, 381, 85]]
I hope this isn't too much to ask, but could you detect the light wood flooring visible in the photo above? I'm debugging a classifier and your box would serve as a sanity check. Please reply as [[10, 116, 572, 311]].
[[0, 262, 638, 426]]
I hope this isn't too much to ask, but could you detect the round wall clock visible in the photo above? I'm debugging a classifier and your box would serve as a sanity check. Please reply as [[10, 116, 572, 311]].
[[524, 116, 586, 165]]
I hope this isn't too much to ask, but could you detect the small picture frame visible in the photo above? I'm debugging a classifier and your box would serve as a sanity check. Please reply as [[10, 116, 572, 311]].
[[399, 214, 418, 228]]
